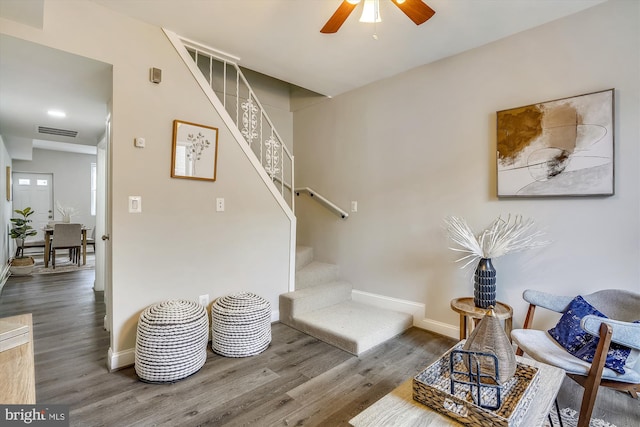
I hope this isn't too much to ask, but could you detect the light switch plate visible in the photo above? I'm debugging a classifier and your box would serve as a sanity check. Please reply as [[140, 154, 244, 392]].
[[134, 137, 145, 148], [129, 196, 142, 213]]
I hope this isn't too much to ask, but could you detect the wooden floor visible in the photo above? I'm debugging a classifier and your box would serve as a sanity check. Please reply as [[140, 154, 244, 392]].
[[0, 271, 637, 426]]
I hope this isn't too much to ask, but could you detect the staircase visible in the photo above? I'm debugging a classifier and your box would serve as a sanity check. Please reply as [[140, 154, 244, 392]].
[[280, 246, 413, 355], [167, 32, 411, 354]]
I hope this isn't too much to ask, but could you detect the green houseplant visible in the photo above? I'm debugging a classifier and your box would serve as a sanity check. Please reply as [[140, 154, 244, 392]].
[[9, 207, 38, 275]]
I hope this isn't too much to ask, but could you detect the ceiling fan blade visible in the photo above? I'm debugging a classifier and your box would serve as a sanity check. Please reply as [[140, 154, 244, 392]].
[[320, 1, 359, 34], [392, 0, 436, 26]]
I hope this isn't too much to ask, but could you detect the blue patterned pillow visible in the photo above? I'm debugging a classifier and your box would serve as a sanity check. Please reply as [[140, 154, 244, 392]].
[[548, 295, 636, 375]]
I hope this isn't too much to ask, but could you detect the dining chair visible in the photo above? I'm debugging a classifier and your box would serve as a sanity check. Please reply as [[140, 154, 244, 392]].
[[511, 289, 640, 427], [51, 223, 82, 268], [87, 227, 96, 253]]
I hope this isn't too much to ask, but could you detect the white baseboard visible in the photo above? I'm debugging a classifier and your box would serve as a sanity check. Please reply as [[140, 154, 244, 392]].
[[352, 289, 459, 340], [415, 318, 459, 339], [107, 347, 135, 371]]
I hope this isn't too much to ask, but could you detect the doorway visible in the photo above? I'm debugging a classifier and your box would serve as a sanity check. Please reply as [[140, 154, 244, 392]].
[[1, 34, 113, 354], [11, 172, 53, 241]]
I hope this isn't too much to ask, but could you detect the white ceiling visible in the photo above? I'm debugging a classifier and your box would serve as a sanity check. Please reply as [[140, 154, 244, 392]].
[[0, 0, 606, 157], [92, 0, 606, 97], [0, 34, 112, 157]]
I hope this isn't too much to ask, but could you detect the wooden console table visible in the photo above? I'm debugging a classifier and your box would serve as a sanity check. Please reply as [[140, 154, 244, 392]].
[[0, 313, 36, 404], [350, 356, 564, 426], [450, 297, 513, 341]]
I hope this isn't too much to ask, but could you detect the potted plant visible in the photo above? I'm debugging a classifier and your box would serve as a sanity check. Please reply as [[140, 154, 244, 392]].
[[9, 207, 38, 275]]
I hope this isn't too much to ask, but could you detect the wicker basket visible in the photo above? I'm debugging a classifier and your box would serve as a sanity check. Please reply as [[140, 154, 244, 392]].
[[135, 299, 209, 383], [211, 292, 271, 357], [413, 342, 539, 427]]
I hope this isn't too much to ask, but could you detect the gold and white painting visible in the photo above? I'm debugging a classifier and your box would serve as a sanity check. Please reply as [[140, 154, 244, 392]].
[[497, 89, 614, 197]]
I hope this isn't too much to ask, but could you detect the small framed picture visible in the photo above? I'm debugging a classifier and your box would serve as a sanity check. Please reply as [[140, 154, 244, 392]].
[[171, 120, 219, 181]]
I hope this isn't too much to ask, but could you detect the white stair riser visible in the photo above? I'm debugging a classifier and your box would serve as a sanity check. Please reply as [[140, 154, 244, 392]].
[[295, 246, 314, 271], [279, 282, 352, 323], [295, 262, 339, 289]]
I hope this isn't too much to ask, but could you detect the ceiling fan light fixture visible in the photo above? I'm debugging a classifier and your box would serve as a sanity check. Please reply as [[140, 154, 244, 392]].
[[360, 0, 381, 23], [321, 0, 434, 34]]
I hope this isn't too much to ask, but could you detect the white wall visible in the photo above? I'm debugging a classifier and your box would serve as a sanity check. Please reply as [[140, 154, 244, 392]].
[[0, 137, 12, 264], [0, 0, 293, 362], [294, 0, 640, 336], [13, 149, 96, 230]]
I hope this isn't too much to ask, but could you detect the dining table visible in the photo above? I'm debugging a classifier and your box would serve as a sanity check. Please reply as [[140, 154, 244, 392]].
[[43, 226, 88, 268]]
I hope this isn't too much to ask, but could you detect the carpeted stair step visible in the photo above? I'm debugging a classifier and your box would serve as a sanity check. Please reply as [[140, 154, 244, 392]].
[[295, 246, 314, 271], [279, 281, 353, 324], [289, 301, 413, 355], [283, 246, 413, 355], [295, 261, 339, 289]]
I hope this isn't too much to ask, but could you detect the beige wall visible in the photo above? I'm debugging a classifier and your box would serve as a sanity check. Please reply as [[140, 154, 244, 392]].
[[0, 0, 293, 359], [294, 0, 640, 334]]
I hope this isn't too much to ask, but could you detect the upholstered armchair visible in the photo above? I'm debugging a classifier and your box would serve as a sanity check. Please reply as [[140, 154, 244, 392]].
[[511, 289, 640, 427]]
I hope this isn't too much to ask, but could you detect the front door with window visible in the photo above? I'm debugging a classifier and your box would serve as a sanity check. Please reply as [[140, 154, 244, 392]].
[[12, 172, 54, 241]]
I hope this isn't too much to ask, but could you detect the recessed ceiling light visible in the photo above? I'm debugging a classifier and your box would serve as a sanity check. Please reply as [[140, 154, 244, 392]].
[[47, 110, 66, 118]]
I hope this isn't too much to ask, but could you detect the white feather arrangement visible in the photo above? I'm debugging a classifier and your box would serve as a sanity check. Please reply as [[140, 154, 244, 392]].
[[56, 200, 79, 222], [444, 215, 549, 268]]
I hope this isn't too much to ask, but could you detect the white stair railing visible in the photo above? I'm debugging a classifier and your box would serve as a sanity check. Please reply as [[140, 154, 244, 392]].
[[179, 37, 294, 209]]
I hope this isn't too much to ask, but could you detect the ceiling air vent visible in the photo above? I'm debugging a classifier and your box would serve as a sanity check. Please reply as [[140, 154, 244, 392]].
[[37, 126, 78, 138]]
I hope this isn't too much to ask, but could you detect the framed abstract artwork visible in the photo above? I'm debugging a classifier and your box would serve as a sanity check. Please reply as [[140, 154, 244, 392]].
[[171, 120, 219, 181], [496, 89, 614, 197]]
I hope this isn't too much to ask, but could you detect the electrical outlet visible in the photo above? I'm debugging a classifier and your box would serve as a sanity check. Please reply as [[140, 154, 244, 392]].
[[198, 294, 209, 306], [351, 201, 358, 212], [216, 198, 225, 212]]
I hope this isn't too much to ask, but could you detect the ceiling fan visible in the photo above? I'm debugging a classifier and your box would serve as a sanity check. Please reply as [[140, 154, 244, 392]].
[[321, 0, 435, 34]]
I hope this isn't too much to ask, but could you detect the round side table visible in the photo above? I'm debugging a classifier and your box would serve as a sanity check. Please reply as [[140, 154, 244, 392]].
[[450, 297, 513, 341]]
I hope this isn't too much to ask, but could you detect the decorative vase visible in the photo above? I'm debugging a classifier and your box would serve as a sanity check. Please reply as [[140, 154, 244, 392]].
[[463, 306, 516, 384], [474, 258, 496, 308]]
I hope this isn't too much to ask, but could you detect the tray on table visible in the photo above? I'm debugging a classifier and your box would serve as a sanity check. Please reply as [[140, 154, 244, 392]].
[[413, 341, 539, 427]]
